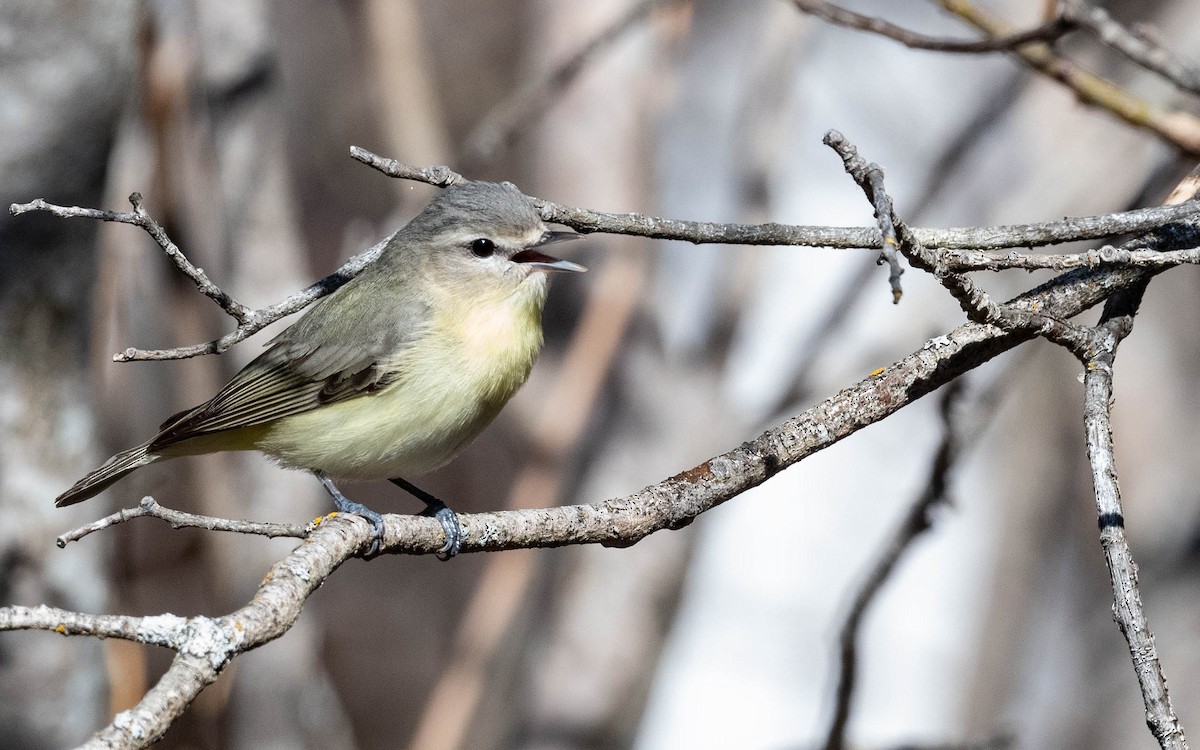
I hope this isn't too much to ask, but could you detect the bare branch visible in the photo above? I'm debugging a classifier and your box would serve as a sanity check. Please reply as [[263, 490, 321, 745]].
[[941, 242, 1200, 273], [0, 605, 154, 643], [792, 0, 1073, 53], [351, 146, 1200, 250], [15, 148, 1197, 364], [348, 147, 466, 187], [10, 195, 396, 362], [9, 153, 1194, 746], [820, 130, 905, 301]]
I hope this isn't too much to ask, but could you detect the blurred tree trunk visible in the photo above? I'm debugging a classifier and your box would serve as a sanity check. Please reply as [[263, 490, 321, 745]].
[[0, 1, 138, 746], [88, 1, 359, 747]]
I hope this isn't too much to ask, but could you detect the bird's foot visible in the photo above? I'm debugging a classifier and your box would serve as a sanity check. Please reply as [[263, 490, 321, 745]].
[[390, 477, 462, 560], [315, 471, 385, 558], [422, 500, 462, 560]]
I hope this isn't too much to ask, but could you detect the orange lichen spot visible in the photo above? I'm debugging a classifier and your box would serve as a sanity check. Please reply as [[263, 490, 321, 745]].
[[671, 461, 712, 484], [869, 367, 885, 378]]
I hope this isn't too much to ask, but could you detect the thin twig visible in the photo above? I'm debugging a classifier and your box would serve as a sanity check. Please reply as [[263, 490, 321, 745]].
[[818, 129, 904, 301], [10, 194, 253, 323], [56, 496, 307, 548], [823, 130, 1095, 350], [11, 191, 392, 361], [792, 0, 1073, 53]]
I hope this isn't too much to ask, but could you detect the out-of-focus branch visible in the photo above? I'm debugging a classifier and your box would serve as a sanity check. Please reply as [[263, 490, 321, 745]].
[[1059, 0, 1200, 95], [938, 0, 1200, 156], [823, 373, 1012, 750], [792, 0, 1072, 53], [790, 0, 1200, 154]]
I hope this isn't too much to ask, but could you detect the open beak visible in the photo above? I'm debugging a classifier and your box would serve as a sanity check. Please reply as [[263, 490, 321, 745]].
[[511, 229, 587, 273]]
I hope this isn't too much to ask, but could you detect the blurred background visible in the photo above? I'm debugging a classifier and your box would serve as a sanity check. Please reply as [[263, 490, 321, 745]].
[[2, 1, 1200, 748]]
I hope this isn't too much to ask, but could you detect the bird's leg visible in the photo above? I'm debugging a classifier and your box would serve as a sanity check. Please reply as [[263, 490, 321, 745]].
[[314, 470, 384, 558], [389, 477, 461, 560]]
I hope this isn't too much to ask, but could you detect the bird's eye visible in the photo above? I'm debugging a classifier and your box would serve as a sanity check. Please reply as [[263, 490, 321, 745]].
[[470, 238, 495, 258]]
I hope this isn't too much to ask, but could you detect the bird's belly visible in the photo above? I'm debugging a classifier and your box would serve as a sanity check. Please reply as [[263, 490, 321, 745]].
[[254, 318, 540, 479]]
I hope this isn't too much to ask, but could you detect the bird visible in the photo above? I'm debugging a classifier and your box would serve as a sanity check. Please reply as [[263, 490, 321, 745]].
[[56, 180, 586, 557]]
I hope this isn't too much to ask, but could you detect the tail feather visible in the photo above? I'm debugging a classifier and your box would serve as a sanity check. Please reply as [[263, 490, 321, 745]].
[[56, 444, 160, 507]]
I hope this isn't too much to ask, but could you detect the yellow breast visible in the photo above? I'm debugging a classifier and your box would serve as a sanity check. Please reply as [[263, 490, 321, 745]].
[[256, 276, 547, 479]]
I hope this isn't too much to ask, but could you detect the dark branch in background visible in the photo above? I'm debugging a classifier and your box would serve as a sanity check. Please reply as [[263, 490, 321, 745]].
[[822, 374, 1012, 750], [459, 0, 688, 169]]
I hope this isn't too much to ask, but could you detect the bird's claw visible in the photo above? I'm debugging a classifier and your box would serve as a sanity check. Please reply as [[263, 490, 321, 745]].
[[422, 501, 462, 560]]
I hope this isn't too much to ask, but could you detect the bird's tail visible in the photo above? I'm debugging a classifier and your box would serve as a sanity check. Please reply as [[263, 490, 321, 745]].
[[56, 444, 160, 507]]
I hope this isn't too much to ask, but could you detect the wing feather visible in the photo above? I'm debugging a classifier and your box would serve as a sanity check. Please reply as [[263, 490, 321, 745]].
[[149, 266, 428, 450]]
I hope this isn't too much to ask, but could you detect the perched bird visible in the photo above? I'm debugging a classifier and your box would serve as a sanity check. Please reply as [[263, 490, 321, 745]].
[[57, 181, 586, 557]]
